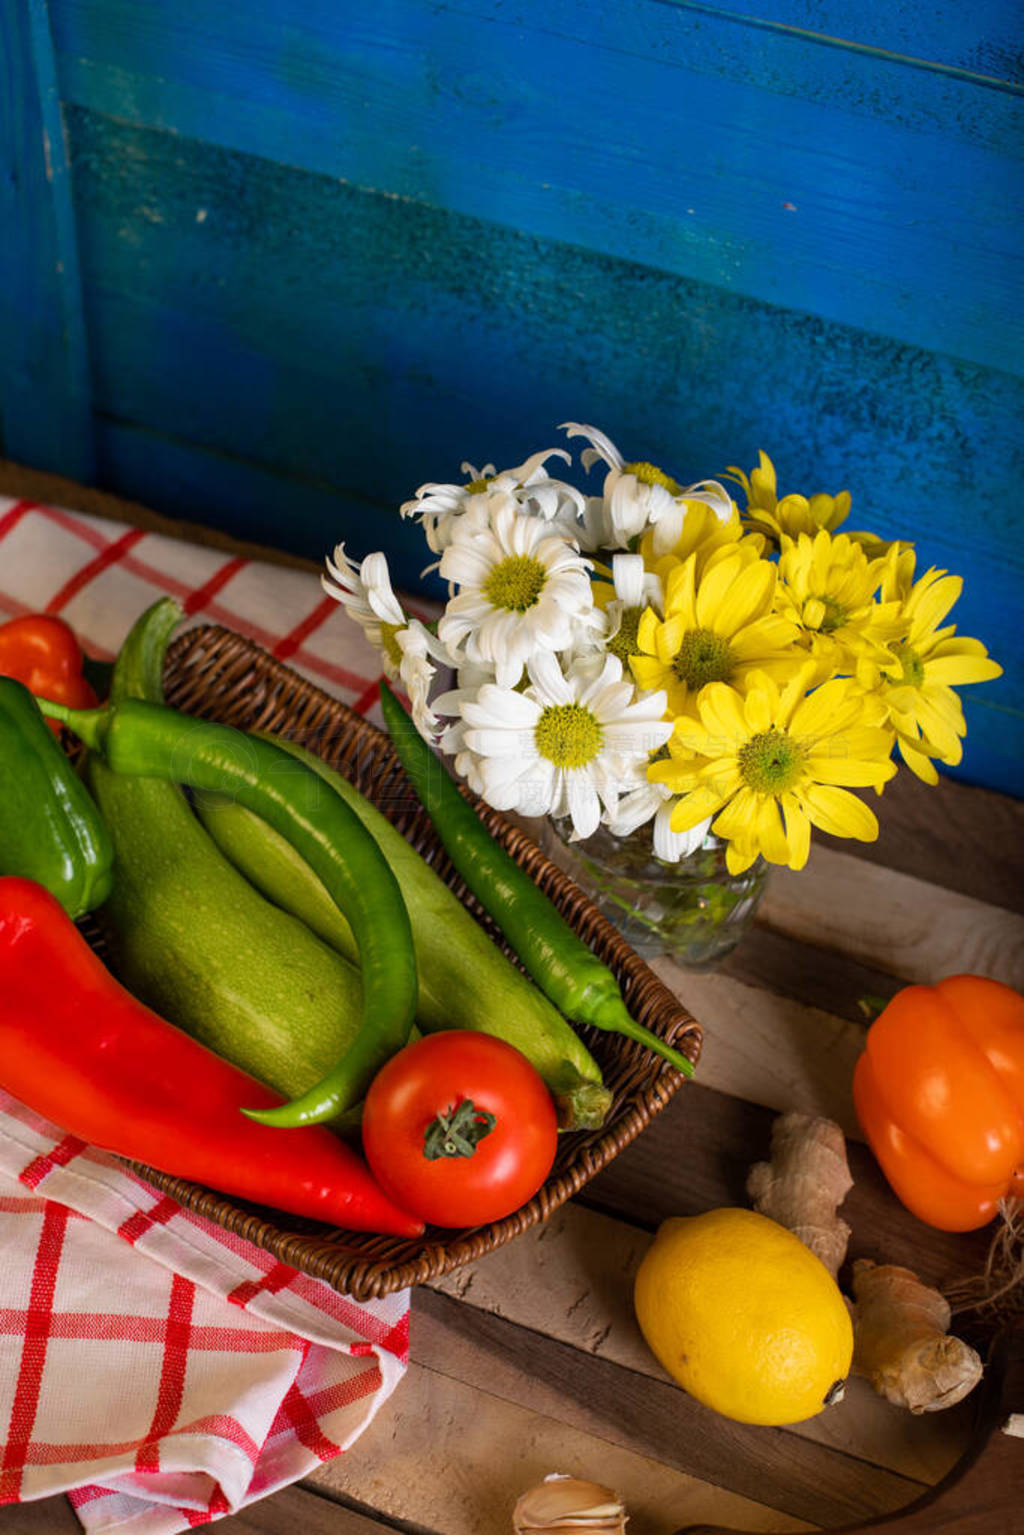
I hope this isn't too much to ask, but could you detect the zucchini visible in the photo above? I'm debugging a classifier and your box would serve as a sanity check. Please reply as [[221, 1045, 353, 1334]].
[[194, 735, 612, 1130], [86, 601, 367, 1104]]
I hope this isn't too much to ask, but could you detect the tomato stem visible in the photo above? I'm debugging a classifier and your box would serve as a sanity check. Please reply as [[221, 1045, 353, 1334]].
[[423, 1098, 497, 1160]]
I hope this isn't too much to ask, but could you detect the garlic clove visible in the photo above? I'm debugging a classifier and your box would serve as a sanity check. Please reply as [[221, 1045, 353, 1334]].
[[513, 1474, 628, 1533]]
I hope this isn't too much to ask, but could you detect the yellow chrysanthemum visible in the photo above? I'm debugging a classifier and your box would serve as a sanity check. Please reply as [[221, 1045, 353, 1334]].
[[629, 548, 804, 718], [637, 497, 762, 568], [724, 451, 852, 545], [865, 559, 1003, 784], [775, 530, 904, 672], [648, 669, 897, 873]]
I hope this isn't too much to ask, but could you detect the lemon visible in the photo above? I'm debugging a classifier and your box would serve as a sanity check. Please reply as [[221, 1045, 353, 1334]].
[[633, 1207, 854, 1426]]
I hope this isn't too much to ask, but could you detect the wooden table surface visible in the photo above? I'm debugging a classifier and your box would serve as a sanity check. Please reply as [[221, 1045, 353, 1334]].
[[2, 460, 1022, 1535]]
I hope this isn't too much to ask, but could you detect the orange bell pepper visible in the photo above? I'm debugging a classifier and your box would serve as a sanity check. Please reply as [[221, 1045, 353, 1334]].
[[853, 974, 1024, 1231]]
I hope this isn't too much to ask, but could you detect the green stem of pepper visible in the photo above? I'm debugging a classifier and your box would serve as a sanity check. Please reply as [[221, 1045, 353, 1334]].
[[39, 695, 419, 1126], [378, 682, 696, 1080]]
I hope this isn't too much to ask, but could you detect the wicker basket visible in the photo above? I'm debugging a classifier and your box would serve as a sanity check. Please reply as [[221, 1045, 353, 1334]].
[[108, 623, 702, 1301]]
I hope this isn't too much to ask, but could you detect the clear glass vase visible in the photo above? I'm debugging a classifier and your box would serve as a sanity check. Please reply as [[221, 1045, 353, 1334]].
[[540, 816, 769, 969]]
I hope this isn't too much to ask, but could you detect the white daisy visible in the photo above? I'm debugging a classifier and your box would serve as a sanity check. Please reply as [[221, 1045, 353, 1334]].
[[437, 494, 595, 688], [400, 448, 586, 555], [605, 780, 713, 862], [595, 552, 665, 667], [322, 546, 408, 677], [561, 422, 732, 550], [459, 651, 673, 840], [395, 619, 448, 741]]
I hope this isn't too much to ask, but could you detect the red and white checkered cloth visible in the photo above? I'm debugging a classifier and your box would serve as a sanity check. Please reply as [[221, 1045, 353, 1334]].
[[0, 495, 413, 1531], [0, 495, 392, 721]]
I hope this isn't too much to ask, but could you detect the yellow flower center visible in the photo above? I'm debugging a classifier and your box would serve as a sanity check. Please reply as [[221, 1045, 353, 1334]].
[[623, 460, 682, 496], [672, 628, 737, 690], [465, 477, 492, 494], [607, 605, 644, 666], [483, 554, 547, 612], [379, 621, 405, 669], [739, 728, 805, 795], [818, 595, 849, 633], [895, 643, 925, 686], [534, 703, 604, 768]]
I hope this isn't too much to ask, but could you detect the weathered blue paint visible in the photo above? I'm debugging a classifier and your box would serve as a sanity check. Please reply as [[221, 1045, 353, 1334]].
[[661, 2, 1024, 83], [0, 0, 93, 477], [48, 0, 1024, 374], [2, 3, 1021, 792]]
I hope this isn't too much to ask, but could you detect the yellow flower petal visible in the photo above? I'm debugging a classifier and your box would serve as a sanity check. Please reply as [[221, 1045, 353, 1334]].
[[755, 795, 791, 864], [630, 655, 669, 693], [703, 760, 744, 800], [790, 677, 862, 740], [636, 606, 661, 654], [724, 838, 760, 874], [663, 557, 697, 624], [743, 686, 773, 735], [656, 614, 686, 665], [703, 559, 775, 636], [913, 689, 965, 758], [922, 648, 1002, 687], [896, 735, 941, 784], [908, 571, 962, 643], [804, 752, 896, 788], [670, 787, 725, 832], [729, 614, 801, 659], [798, 783, 879, 842], [698, 682, 750, 755], [711, 786, 759, 841], [780, 792, 811, 870]]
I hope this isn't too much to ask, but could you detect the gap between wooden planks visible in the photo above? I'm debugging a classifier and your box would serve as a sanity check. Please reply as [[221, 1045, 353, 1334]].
[[311, 1353, 821, 1535]]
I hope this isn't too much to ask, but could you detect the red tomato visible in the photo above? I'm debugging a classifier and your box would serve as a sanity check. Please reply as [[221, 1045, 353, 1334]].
[[361, 1032, 559, 1228]]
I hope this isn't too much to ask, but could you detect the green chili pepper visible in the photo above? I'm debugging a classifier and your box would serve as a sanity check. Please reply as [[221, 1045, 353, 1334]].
[[0, 676, 114, 918], [39, 692, 418, 1126], [378, 681, 695, 1079]]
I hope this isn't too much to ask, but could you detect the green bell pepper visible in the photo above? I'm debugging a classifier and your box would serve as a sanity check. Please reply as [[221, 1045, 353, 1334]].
[[0, 676, 114, 918]]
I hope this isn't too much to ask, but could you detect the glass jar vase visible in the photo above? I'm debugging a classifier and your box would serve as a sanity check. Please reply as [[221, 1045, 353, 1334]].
[[540, 817, 769, 969]]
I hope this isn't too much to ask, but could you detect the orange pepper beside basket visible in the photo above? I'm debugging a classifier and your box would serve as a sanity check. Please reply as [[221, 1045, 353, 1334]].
[[853, 974, 1024, 1232]]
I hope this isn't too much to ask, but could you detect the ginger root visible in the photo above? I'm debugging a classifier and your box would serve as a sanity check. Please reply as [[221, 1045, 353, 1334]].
[[746, 1112, 853, 1279], [850, 1259, 983, 1413], [746, 1112, 984, 1413]]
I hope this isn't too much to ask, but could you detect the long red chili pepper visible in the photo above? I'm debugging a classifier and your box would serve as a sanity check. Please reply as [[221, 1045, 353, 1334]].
[[0, 614, 97, 732], [0, 877, 424, 1238]]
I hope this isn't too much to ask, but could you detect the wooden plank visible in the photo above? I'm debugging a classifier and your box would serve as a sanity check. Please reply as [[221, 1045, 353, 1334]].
[[406, 1287, 922, 1528], [808, 769, 1024, 915], [49, 0, 1024, 374], [718, 924, 902, 1024], [0, 0, 94, 479], [0, 455, 323, 574], [662, 2, 1024, 84], [59, 113, 1024, 713], [1, 1486, 402, 1533], [579, 1079, 993, 1287], [311, 1358, 818, 1534], [427, 1202, 974, 1487], [0, 1495, 83, 1534], [657, 968, 866, 1136], [760, 847, 1024, 991]]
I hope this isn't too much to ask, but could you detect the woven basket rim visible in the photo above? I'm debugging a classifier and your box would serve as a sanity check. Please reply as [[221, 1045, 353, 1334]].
[[108, 621, 703, 1301]]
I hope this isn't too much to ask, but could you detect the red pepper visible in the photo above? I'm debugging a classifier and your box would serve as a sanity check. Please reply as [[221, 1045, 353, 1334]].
[[0, 877, 424, 1238], [853, 974, 1024, 1231], [0, 614, 98, 732]]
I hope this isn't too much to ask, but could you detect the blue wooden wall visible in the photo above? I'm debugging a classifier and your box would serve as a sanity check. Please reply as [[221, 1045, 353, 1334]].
[[2, 1, 1022, 793]]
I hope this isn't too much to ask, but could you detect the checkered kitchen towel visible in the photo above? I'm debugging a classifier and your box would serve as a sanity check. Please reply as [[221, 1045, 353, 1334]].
[[0, 495, 411, 1531], [0, 494, 392, 718]]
